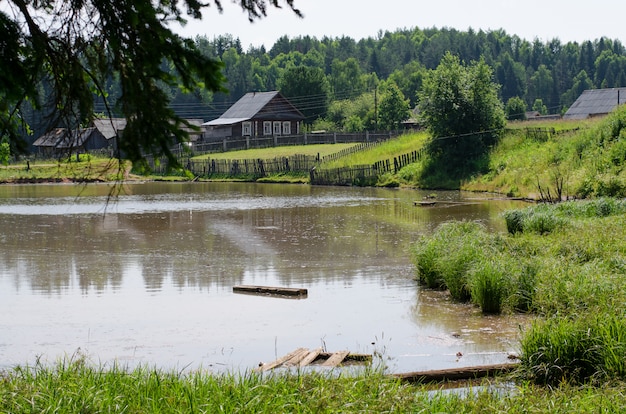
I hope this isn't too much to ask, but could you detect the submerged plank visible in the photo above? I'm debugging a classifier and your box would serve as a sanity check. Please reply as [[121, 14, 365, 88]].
[[233, 285, 308, 297], [256, 347, 309, 372], [299, 348, 323, 367], [284, 348, 312, 367], [391, 363, 519, 383], [321, 350, 350, 367]]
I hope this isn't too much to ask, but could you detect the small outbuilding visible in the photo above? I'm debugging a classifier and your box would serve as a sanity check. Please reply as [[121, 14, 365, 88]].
[[564, 87, 626, 120], [33, 118, 126, 157], [203, 91, 305, 141]]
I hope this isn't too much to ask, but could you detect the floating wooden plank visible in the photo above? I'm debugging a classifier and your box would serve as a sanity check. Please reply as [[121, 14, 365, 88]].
[[258, 348, 371, 371], [284, 348, 312, 367], [233, 285, 308, 298], [390, 363, 519, 383], [316, 352, 373, 364], [321, 350, 350, 367], [299, 347, 323, 367], [256, 347, 309, 372]]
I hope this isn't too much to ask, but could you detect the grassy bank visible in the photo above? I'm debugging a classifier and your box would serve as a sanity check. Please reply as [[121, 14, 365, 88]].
[[411, 198, 626, 385], [460, 108, 626, 198], [0, 156, 132, 183], [3, 358, 626, 413]]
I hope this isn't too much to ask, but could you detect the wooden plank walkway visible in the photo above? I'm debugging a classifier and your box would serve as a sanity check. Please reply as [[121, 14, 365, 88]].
[[256, 348, 372, 372], [233, 285, 308, 298]]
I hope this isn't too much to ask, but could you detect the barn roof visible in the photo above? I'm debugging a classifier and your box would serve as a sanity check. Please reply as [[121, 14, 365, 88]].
[[92, 118, 127, 139], [32, 128, 68, 147], [564, 88, 626, 120], [203, 91, 304, 126]]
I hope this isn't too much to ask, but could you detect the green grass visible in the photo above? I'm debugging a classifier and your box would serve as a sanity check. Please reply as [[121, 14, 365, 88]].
[[4, 358, 626, 412], [320, 131, 429, 169], [463, 107, 626, 198], [411, 200, 626, 385], [0, 157, 131, 183], [192, 143, 358, 160]]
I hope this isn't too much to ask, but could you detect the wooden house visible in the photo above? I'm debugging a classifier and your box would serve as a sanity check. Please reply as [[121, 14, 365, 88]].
[[33, 118, 126, 156], [564, 87, 626, 120], [203, 91, 305, 141]]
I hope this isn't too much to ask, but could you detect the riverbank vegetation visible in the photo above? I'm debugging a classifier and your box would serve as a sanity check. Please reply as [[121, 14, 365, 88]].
[[3, 357, 626, 412], [411, 198, 626, 386]]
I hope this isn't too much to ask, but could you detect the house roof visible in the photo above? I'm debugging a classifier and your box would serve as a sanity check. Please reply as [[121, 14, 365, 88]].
[[32, 128, 68, 147], [92, 118, 127, 139], [203, 91, 304, 126], [564, 88, 626, 120], [55, 128, 99, 149]]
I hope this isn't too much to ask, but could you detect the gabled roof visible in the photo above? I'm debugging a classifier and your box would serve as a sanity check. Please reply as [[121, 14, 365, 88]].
[[32, 128, 68, 147], [92, 118, 127, 139], [203, 91, 304, 126], [564, 88, 626, 120], [55, 128, 99, 149]]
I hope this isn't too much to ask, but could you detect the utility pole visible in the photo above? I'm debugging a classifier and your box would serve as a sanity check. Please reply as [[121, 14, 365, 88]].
[[374, 88, 378, 131]]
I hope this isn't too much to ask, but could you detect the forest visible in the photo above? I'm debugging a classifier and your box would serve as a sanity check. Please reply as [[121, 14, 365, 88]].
[[146, 26, 626, 127]]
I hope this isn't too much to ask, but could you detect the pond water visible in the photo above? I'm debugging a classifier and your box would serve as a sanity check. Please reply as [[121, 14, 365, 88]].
[[0, 182, 528, 374]]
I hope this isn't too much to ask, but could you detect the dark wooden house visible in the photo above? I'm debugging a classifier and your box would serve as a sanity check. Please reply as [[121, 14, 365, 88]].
[[203, 91, 305, 141], [33, 118, 126, 156]]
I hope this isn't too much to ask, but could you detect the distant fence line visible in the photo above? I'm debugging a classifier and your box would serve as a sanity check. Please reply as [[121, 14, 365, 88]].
[[177, 130, 403, 157], [142, 129, 426, 185], [146, 144, 425, 186], [311, 149, 423, 185]]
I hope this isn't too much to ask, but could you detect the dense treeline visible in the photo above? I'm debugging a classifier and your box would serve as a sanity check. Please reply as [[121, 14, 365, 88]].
[[154, 27, 626, 125]]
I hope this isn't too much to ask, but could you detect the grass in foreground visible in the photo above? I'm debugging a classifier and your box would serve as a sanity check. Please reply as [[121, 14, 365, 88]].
[[3, 359, 626, 413]]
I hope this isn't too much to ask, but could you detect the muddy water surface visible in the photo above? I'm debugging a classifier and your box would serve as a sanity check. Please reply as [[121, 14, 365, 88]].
[[0, 182, 529, 373]]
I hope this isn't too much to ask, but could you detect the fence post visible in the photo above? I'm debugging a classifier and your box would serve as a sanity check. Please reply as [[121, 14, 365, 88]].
[[333, 132, 337, 144], [246, 135, 250, 150], [304, 132, 308, 145], [223, 139, 227, 152]]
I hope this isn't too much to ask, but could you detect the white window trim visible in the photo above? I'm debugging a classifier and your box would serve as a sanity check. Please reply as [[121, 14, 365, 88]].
[[273, 121, 282, 135], [263, 121, 272, 135], [282, 121, 291, 135], [242, 121, 252, 136]]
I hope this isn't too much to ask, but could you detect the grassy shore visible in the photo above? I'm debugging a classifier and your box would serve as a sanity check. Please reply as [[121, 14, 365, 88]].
[[3, 358, 626, 413], [412, 198, 626, 387]]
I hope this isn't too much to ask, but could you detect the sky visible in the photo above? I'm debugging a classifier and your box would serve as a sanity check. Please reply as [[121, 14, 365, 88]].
[[174, 0, 625, 49]]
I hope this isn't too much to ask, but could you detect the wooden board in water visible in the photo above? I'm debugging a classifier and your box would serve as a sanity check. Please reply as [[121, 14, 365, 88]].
[[233, 285, 308, 297], [391, 363, 519, 383]]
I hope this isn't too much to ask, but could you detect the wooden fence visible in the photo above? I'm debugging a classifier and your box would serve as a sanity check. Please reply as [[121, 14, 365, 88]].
[[144, 130, 425, 186], [183, 154, 319, 177], [174, 130, 403, 157]]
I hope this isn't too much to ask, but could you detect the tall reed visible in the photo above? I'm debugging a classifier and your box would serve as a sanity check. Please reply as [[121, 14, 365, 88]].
[[468, 259, 511, 314]]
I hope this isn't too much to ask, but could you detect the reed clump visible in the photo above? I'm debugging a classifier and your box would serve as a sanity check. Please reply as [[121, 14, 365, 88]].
[[412, 199, 626, 385]]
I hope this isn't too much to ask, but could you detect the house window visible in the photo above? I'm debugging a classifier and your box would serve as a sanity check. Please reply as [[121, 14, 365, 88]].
[[263, 121, 272, 135], [242, 121, 252, 136], [273, 121, 282, 135], [282, 121, 291, 135]]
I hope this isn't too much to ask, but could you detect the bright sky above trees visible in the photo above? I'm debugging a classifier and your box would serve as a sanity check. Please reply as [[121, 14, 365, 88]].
[[175, 0, 626, 49]]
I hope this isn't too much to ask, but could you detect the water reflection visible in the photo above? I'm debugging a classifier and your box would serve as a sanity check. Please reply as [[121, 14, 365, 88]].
[[0, 182, 528, 372]]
